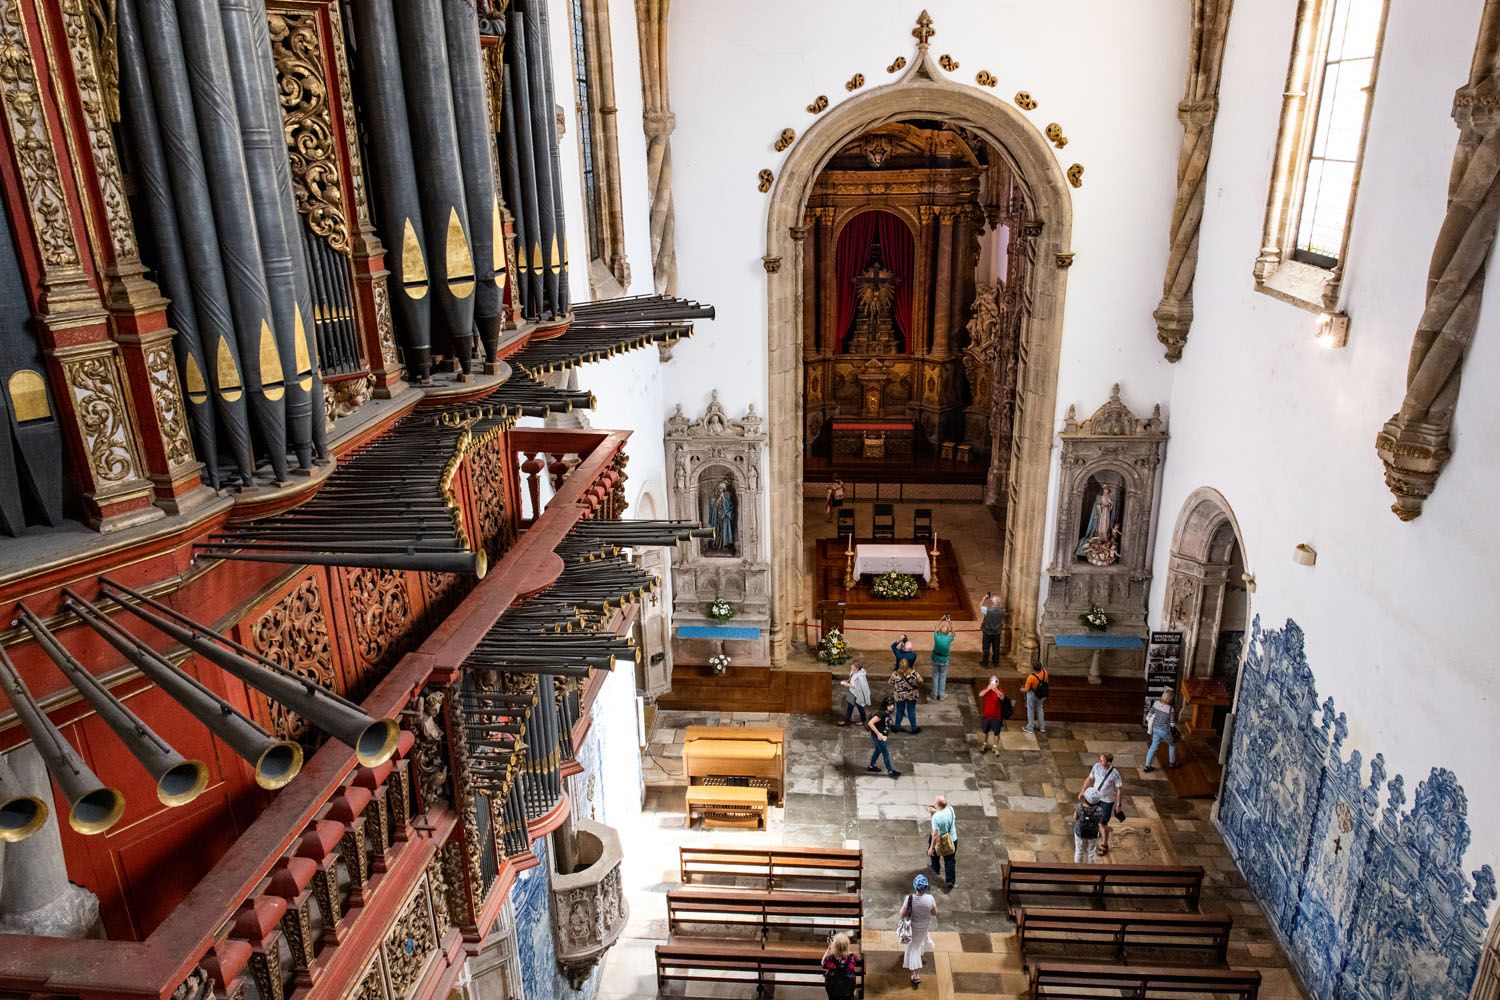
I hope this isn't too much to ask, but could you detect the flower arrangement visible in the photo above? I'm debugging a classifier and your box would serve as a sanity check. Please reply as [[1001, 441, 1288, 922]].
[[708, 653, 731, 675], [707, 599, 735, 622], [871, 571, 920, 600], [819, 628, 849, 665], [1080, 602, 1112, 632]]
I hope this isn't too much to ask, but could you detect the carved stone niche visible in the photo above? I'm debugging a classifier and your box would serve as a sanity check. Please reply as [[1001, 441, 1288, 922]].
[[666, 391, 771, 665], [1040, 385, 1167, 679], [551, 819, 627, 989]]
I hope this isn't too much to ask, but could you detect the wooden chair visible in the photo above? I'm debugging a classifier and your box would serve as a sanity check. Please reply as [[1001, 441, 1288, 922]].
[[912, 508, 933, 542], [871, 503, 895, 542], [836, 507, 855, 540]]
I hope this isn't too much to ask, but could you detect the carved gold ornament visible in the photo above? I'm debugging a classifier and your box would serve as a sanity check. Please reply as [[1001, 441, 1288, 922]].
[[326, 8, 371, 230], [325, 373, 374, 421], [61, 0, 136, 261], [845, 73, 865, 92], [1045, 123, 1068, 148], [887, 56, 906, 73], [773, 127, 795, 152], [372, 275, 399, 367], [143, 341, 193, 466], [1068, 163, 1084, 188], [269, 12, 350, 255], [383, 882, 437, 996], [806, 94, 828, 114], [251, 577, 335, 744], [64, 353, 139, 484], [975, 70, 997, 88], [345, 566, 413, 668], [757, 168, 774, 193], [939, 54, 959, 71], [1015, 90, 1037, 110], [0, 0, 82, 268]]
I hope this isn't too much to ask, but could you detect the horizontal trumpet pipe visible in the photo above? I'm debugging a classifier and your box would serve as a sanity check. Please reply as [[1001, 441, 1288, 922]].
[[0, 759, 47, 843], [16, 604, 208, 808], [63, 591, 304, 790]]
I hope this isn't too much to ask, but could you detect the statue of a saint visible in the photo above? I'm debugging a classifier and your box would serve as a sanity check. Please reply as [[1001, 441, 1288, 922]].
[[707, 480, 736, 554], [1076, 482, 1121, 566], [845, 234, 903, 354]]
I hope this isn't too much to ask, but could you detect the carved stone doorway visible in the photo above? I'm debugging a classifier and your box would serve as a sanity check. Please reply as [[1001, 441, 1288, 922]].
[[1163, 489, 1249, 687], [763, 42, 1073, 666]]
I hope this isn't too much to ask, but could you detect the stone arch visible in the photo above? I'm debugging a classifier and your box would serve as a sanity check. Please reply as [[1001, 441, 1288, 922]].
[[763, 58, 1074, 665], [1164, 488, 1251, 681]]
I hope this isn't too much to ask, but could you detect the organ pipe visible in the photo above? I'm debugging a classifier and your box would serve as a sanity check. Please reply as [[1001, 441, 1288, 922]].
[[218, 0, 315, 470], [349, 0, 434, 383], [498, 59, 534, 318], [534, 0, 570, 312], [443, 0, 504, 365], [519, 0, 561, 316], [394, 0, 477, 374], [504, 6, 547, 315]]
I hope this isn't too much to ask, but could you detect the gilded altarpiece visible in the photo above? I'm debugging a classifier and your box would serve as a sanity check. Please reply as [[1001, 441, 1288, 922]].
[[801, 122, 994, 458]]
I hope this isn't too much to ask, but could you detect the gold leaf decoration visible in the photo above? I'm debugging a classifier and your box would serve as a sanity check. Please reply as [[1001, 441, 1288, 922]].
[[845, 73, 865, 92], [1015, 90, 1038, 110], [757, 169, 774, 193], [773, 127, 795, 152], [939, 54, 959, 71], [887, 56, 906, 73], [975, 70, 997, 88], [1068, 163, 1084, 188], [806, 94, 828, 115], [1046, 123, 1068, 148]]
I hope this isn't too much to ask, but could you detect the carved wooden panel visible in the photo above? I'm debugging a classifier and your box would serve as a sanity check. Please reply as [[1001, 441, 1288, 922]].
[[343, 567, 415, 672], [250, 575, 336, 744], [382, 876, 438, 996]]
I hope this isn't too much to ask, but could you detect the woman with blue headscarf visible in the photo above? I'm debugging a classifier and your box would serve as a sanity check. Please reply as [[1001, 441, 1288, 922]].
[[899, 874, 939, 985]]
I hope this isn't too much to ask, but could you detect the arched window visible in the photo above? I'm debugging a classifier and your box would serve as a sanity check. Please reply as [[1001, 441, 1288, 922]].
[[1255, 0, 1390, 310]]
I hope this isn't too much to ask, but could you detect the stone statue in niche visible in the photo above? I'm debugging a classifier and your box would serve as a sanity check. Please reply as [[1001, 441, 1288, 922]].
[[1075, 475, 1123, 567], [701, 477, 737, 556], [846, 233, 903, 355]]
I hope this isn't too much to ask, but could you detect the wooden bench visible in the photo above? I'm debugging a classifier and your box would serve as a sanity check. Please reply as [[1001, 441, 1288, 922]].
[[656, 940, 863, 998], [1002, 861, 1205, 914], [666, 886, 862, 942], [680, 845, 862, 892], [1016, 907, 1233, 969], [1030, 961, 1260, 998], [685, 786, 768, 829], [684, 725, 785, 803]]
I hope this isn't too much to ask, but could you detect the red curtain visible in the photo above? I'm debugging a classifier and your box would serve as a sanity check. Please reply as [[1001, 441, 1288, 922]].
[[834, 210, 914, 352]]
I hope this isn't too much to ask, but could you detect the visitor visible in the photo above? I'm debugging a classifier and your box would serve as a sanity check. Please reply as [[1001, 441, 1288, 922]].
[[1144, 687, 1181, 772], [978, 675, 1011, 753], [1022, 660, 1050, 734], [930, 615, 954, 700], [820, 931, 859, 1000], [888, 644, 922, 734], [978, 592, 1006, 667], [824, 478, 846, 523], [926, 793, 957, 890], [1073, 788, 1104, 863], [838, 660, 871, 727], [1079, 751, 1124, 855], [899, 875, 939, 987], [865, 696, 901, 778]]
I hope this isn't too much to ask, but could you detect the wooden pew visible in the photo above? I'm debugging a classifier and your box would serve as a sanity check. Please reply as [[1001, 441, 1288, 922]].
[[1001, 860, 1205, 914], [1030, 961, 1260, 999], [684, 785, 768, 830], [666, 886, 862, 942], [656, 940, 863, 998], [683, 725, 785, 803], [680, 845, 862, 892], [1015, 907, 1233, 969]]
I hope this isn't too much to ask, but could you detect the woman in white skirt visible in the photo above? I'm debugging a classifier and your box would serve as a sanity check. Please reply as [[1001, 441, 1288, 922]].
[[899, 874, 939, 986]]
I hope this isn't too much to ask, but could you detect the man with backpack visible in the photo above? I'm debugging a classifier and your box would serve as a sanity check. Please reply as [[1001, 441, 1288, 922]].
[[1073, 788, 1104, 863], [1022, 661, 1050, 734], [977, 676, 1013, 754]]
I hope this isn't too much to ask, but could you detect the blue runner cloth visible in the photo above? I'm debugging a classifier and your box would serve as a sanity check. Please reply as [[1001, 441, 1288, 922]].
[[1054, 633, 1145, 650], [677, 625, 763, 640]]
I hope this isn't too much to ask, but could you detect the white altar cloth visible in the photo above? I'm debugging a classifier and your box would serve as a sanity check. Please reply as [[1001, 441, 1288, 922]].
[[851, 544, 931, 582]]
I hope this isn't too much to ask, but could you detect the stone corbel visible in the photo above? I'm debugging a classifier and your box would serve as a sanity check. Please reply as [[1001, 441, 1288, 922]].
[[1377, 10, 1500, 521], [1154, 0, 1234, 362]]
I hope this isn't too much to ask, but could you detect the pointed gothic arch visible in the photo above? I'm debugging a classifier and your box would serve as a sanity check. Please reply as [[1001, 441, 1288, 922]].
[[761, 51, 1075, 666]]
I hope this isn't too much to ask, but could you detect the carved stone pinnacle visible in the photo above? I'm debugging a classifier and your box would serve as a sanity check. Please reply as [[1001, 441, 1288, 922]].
[[913, 10, 934, 46]]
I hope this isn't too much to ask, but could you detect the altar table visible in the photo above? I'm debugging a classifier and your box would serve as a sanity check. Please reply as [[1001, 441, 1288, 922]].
[[851, 543, 931, 582]]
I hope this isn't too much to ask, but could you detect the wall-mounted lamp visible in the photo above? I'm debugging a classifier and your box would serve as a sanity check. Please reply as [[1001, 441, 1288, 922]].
[[1240, 572, 1256, 593], [1292, 543, 1317, 566], [1315, 311, 1349, 349]]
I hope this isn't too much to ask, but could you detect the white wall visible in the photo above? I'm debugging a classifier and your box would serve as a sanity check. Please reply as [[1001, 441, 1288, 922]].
[[1155, 0, 1499, 887]]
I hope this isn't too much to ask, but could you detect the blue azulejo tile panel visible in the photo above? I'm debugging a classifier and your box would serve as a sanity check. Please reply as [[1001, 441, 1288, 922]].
[[1220, 617, 1496, 999]]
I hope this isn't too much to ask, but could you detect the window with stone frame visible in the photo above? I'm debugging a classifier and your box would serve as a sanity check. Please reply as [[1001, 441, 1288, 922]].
[[1254, 0, 1390, 311], [566, 0, 630, 293]]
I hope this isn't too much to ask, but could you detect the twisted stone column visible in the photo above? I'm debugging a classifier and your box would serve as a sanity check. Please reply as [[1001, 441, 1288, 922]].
[[635, 0, 678, 297], [1377, 1, 1500, 521], [1153, 0, 1234, 362]]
